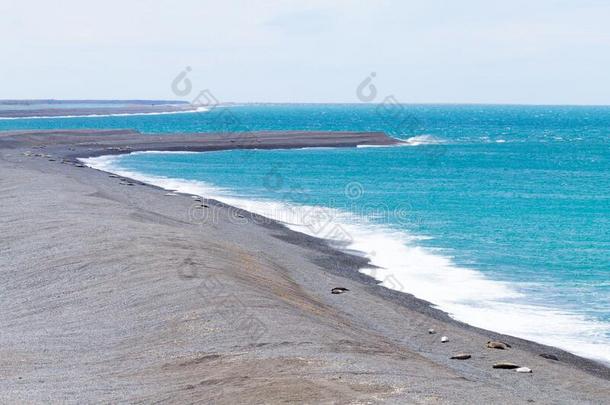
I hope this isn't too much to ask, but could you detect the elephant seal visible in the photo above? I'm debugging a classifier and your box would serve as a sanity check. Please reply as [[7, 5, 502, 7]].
[[450, 353, 471, 360], [487, 341, 510, 350], [493, 362, 519, 369]]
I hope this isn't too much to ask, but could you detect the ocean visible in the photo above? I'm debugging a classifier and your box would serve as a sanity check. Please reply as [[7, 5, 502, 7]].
[[3, 104, 609, 363]]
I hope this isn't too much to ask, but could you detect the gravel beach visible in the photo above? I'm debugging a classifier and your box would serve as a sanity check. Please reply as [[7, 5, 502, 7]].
[[1, 130, 608, 403]]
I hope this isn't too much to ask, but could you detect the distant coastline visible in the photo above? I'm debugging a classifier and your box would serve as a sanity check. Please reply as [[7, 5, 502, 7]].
[[0, 100, 197, 119]]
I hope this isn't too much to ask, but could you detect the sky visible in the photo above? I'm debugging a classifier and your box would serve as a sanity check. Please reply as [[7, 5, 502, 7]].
[[2, 0, 610, 105]]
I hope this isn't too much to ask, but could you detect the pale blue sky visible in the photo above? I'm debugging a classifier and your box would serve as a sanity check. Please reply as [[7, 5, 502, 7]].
[[2, 0, 610, 104]]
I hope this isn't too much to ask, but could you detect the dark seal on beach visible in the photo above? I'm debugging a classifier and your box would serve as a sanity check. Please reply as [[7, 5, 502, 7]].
[[493, 362, 520, 369]]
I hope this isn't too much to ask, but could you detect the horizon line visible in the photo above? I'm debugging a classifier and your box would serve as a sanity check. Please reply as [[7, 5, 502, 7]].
[[2, 99, 610, 108]]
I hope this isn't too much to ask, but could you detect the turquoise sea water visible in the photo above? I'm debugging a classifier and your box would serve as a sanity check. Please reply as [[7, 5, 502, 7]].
[[3, 104, 609, 363]]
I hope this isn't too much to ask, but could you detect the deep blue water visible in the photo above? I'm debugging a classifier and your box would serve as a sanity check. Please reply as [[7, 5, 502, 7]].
[[4, 104, 609, 362]]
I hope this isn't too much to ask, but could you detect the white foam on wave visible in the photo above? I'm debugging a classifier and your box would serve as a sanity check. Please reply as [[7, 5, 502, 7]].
[[82, 152, 610, 365], [357, 135, 446, 148], [404, 135, 445, 146], [0, 106, 208, 120], [128, 150, 200, 155], [356, 144, 408, 149]]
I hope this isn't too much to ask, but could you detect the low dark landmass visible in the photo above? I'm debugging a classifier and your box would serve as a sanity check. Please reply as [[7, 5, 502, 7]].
[[0, 129, 608, 403], [0, 101, 196, 118], [0, 99, 190, 105]]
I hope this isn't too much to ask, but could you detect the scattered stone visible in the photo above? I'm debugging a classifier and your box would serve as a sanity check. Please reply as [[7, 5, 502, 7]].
[[441, 336, 449, 343], [539, 353, 559, 361], [487, 341, 509, 350], [75, 164, 85, 168], [203, 204, 209, 208], [450, 353, 471, 360], [109, 174, 119, 178], [428, 328, 436, 334], [493, 362, 520, 369], [331, 287, 349, 294], [516, 367, 532, 373]]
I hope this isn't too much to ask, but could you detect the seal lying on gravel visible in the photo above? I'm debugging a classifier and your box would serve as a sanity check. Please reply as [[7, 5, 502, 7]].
[[450, 354, 472, 360], [487, 341, 511, 350], [493, 362, 520, 369]]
